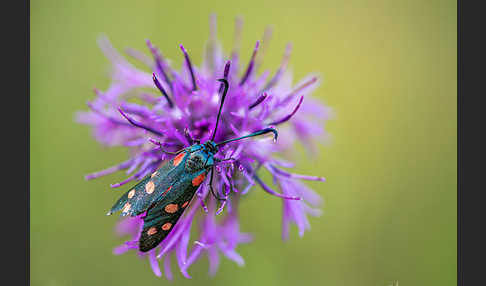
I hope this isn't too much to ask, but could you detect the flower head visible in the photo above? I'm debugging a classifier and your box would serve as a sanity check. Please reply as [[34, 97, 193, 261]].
[[77, 14, 331, 279]]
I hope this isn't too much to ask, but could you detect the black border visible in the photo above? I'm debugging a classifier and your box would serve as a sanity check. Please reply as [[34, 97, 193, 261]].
[[458, 0, 461, 283], [3, 0, 29, 285], [457, 1, 461, 284], [459, 0, 485, 284], [3, 0, 481, 285]]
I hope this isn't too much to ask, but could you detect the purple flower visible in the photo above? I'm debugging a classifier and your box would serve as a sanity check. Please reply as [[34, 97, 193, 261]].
[[77, 14, 331, 279]]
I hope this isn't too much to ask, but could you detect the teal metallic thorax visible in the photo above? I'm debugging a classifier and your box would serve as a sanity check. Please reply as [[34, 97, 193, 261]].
[[185, 141, 218, 172]]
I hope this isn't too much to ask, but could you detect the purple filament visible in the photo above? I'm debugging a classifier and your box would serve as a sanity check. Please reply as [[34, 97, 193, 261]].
[[263, 43, 292, 91], [268, 96, 304, 125], [248, 92, 268, 109], [280, 77, 317, 107], [268, 164, 326, 182], [180, 44, 198, 91], [239, 41, 259, 86], [110, 174, 137, 188], [86, 101, 130, 126], [146, 40, 172, 89], [118, 107, 164, 136], [85, 159, 134, 180], [152, 73, 174, 108], [254, 175, 301, 200]]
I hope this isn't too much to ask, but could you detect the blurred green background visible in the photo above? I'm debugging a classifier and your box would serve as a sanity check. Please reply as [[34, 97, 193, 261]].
[[30, 0, 456, 285]]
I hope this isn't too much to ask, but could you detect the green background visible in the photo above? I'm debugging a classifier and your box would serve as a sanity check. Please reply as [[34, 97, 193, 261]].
[[30, 0, 456, 285]]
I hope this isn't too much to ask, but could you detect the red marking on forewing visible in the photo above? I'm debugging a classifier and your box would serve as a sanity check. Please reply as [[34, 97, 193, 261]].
[[162, 223, 172, 231], [145, 181, 155, 194], [122, 203, 131, 213], [147, 227, 157, 235], [192, 173, 206, 186], [181, 201, 189, 208], [162, 186, 172, 196], [127, 189, 136, 199], [173, 152, 186, 167], [164, 204, 178, 213]]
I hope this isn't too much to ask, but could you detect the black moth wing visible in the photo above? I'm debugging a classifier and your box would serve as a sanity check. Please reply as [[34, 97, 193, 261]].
[[108, 151, 189, 217], [139, 169, 208, 252]]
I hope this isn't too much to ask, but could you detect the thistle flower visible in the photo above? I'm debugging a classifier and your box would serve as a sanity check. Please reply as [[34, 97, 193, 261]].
[[77, 15, 331, 279]]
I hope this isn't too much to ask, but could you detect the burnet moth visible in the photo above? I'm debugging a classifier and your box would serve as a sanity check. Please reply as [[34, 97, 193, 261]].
[[107, 77, 278, 252]]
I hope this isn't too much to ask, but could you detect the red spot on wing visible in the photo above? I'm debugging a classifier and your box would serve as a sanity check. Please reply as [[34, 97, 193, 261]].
[[164, 204, 178, 213], [173, 152, 186, 167], [162, 186, 172, 196], [162, 223, 172, 231], [192, 173, 206, 186], [147, 227, 157, 236]]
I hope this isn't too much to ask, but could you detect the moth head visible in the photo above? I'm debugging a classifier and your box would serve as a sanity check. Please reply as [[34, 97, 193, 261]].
[[204, 141, 218, 154]]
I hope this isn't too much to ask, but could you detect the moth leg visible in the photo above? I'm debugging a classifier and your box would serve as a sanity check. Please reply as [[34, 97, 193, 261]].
[[204, 155, 210, 168], [148, 138, 186, 155], [183, 128, 195, 145], [214, 157, 237, 162], [228, 180, 234, 195], [209, 167, 226, 201]]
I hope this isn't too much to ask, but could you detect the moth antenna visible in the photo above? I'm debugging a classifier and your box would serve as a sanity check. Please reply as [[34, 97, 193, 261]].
[[211, 75, 230, 141], [216, 127, 278, 146]]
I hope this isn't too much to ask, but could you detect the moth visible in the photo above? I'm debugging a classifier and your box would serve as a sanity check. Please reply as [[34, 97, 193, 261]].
[[107, 78, 278, 252]]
